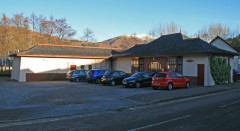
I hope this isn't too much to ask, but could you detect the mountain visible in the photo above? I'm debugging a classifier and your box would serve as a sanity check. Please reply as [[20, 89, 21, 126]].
[[102, 34, 155, 49]]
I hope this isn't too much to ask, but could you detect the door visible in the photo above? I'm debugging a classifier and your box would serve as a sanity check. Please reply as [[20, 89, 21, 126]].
[[112, 72, 121, 84], [197, 64, 204, 86]]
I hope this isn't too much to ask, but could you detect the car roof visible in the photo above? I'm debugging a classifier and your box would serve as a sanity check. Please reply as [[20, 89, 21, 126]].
[[157, 72, 177, 74]]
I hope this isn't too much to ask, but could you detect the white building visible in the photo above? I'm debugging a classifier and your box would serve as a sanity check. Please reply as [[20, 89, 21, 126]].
[[211, 36, 240, 79], [112, 33, 238, 86], [11, 44, 112, 82], [11, 34, 238, 86]]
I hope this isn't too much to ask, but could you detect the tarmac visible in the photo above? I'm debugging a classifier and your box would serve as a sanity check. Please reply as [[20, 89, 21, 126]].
[[0, 76, 239, 123]]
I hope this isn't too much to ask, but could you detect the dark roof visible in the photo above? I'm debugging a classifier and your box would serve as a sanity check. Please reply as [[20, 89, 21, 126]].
[[13, 45, 114, 58], [113, 33, 238, 57]]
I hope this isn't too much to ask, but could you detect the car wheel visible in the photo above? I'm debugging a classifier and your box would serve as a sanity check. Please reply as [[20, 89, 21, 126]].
[[75, 78, 80, 82], [110, 80, 116, 86], [135, 82, 141, 88], [152, 86, 158, 90], [185, 82, 190, 88], [167, 83, 173, 90], [95, 78, 101, 84]]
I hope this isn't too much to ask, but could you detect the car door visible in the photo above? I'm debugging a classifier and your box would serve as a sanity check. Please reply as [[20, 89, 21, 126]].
[[111, 72, 121, 84], [169, 73, 179, 87], [176, 73, 185, 87], [119, 71, 127, 84], [142, 72, 152, 86]]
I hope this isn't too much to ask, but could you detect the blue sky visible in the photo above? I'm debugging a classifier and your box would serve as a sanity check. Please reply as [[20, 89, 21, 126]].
[[0, 0, 239, 41]]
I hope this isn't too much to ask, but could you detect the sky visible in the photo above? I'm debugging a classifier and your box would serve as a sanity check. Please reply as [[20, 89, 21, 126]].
[[0, 0, 239, 41]]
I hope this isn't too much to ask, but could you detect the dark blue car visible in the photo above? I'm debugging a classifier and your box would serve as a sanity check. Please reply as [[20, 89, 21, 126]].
[[87, 69, 109, 84], [66, 70, 88, 82], [122, 71, 157, 88]]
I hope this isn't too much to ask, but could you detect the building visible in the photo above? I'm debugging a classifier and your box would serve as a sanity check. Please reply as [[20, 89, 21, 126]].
[[112, 33, 238, 86], [211, 36, 240, 81], [11, 44, 114, 82], [11, 34, 238, 86]]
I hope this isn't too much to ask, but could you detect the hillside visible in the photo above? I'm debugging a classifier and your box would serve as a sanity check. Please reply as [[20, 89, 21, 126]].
[[102, 34, 155, 49], [0, 25, 155, 54]]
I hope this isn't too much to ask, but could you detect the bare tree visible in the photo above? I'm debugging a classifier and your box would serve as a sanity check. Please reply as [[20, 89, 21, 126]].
[[54, 18, 76, 42], [0, 14, 13, 55], [149, 22, 182, 37], [197, 23, 231, 42], [11, 13, 30, 51], [80, 28, 96, 42]]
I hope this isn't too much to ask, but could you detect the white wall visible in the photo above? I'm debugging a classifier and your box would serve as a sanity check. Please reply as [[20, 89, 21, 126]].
[[11, 57, 20, 80], [17, 57, 110, 82], [183, 55, 215, 86], [113, 58, 131, 73]]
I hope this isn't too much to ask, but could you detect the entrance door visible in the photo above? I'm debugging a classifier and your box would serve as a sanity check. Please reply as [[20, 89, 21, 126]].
[[197, 64, 204, 86]]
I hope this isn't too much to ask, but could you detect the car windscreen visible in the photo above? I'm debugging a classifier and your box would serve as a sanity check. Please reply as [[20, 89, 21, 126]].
[[154, 73, 166, 78], [131, 72, 144, 78], [104, 71, 111, 76]]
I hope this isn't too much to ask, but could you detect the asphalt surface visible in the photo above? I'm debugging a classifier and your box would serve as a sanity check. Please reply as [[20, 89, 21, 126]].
[[0, 77, 239, 130]]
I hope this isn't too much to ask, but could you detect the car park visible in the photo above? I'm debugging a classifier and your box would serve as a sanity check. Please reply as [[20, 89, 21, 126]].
[[122, 71, 156, 88], [87, 69, 109, 84], [152, 72, 190, 90], [66, 70, 88, 82], [101, 71, 127, 86]]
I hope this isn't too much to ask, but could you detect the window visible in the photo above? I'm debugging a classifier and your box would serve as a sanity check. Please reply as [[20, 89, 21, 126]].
[[149, 61, 161, 72], [79, 70, 86, 75], [139, 58, 144, 71], [80, 65, 85, 70], [99, 70, 106, 74], [132, 58, 139, 73], [168, 57, 176, 72], [154, 73, 166, 78], [70, 65, 76, 70], [176, 73, 183, 78], [169, 73, 177, 78], [112, 72, 120, 77], [88, 65, 92, 70], [143, 73, 150, 78], [168, 57, 183, 74], [177, 57, 183, 74], [119, 71, 126, 76]]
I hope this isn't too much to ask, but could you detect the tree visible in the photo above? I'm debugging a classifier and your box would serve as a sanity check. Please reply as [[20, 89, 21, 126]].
[[0, 14, 14, 55], [80, 28, 96, 42], [54, 18, 76, 42], [197, 23, 231, 42], [149, 22, 182, 37], [11, 13, 30, 51]]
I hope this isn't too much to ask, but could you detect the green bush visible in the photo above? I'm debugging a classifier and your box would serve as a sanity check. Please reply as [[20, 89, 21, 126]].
[[210, 56, 230, 84]]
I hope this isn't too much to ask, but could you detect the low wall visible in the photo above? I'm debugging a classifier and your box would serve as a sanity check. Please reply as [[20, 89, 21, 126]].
[[26, 73, 66, 82], [185, 76, 197, 86]]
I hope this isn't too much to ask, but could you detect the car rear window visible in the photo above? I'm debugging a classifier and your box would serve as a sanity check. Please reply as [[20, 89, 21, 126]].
[[154, 73, 166, 78]]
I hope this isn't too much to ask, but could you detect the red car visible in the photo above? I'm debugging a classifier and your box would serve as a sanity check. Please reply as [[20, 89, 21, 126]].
[[152, 72, 190, 90]]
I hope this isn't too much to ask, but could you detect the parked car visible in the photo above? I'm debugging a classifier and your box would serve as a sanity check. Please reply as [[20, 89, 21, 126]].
[[152, 72, 190, 90], [122, 71, 156, 88], [66, 70, 88, 82], [87, 69, 109, 84], [101, 71, 127, 86]]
